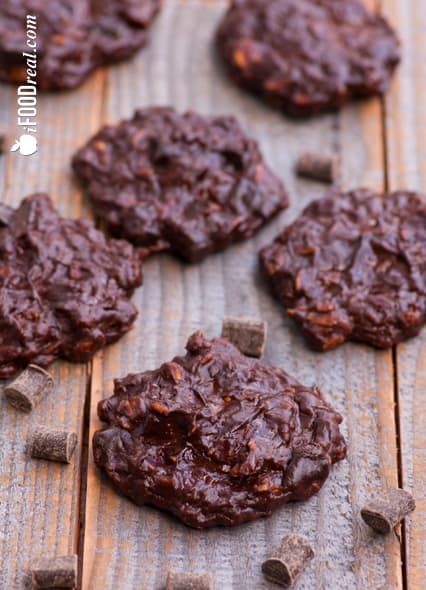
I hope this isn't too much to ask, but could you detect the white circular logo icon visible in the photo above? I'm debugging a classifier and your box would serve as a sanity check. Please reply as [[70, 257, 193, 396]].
[[10, 134, 37, 156]]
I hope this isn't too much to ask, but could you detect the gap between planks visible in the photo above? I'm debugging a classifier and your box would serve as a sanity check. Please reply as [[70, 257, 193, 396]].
[[76, 363, 93, 590], [391, 346, 408, 590], [75, 68, 109, 590], [379, 76, 408, 590]]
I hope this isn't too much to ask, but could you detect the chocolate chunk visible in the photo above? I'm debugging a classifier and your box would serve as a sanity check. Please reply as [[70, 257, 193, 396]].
[[0, 1, 161, 91], [31, 554, 77, 589], [4, 365, 54, 412], [72, 107, 289, 262], [0, 133, 5, 154], [262, 534, 314, 588], [361, 488, 416, 534], [216, 0, 400, 117], [296, 152, 339, 184], [29, 427, 78, 463], [166, 571, 213, 590], [0, 193, 142, 378], [221, 316, 267, 357], [259, 188, 426, 350], [0, 202, 12, 226], [93, 331, 346, 528]]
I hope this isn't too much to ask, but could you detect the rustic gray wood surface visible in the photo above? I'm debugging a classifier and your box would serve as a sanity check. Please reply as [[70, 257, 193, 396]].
[[0, 72, 102, 589], [0, 1, 423, 589]]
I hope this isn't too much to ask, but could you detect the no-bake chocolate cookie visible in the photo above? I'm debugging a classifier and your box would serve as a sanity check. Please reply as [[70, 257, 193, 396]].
[[216, 0, 400, 117], [0, 0, 161, 90], [0, 193, 142, 377], [259, 189, 426, 350], [93, 331, 346, 528], [72, 107, 289, 262]]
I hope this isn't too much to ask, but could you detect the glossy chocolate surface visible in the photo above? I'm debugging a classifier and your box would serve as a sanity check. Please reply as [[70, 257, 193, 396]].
[[260, 189, 426, 350], [0, 0, 161, 90], [0, 194, 142, 377], [93, 332, 346, 528], [216, 0, 400, 117], [72, 107, 289, 262]]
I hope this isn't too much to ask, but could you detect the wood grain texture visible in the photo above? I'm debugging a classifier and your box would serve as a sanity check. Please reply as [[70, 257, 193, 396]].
[[0, 71, 105, 589], [82, 1, 402, 589], [381, 1, 426, 588]]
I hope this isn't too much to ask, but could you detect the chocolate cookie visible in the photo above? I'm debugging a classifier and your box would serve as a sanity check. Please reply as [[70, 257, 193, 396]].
[[93, 331, 346, 528], [0, 194, 142, 377], [72, 107, 289, 262], [259, 189, 426, 351], [0, 0, 161, 90], [216, 0, 400, 117]]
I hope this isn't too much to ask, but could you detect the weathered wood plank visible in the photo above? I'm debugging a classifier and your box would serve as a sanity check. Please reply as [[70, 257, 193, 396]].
[[82, 1, 402, 589], [381, 1, 426, 588], [0, 71, 105, 589]]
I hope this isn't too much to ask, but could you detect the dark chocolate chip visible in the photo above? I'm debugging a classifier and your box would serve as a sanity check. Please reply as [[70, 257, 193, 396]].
[[262, 534, 314, 588], [31, 554, 77, 589], [166, 571, 213, 590], [296, 152, 339, 183], [4, 364, 54, 412], [221, 316, 267, 357], [361, 487, 415, 534], [29, 428, 78, 463], [0, 202, 12, 226]]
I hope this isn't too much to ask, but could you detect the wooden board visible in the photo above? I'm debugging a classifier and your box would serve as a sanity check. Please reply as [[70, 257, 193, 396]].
[[381, 1, 426, 588], [0, 0, 422, 588], [0, 73, 105, 588]]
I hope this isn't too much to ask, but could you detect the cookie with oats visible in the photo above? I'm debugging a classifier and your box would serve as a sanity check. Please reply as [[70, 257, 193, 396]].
[[216, 0, 400, 117], [72, 107, 289, 262], [0, 0, 161, 90], [259, 189, 426, 350], [93, 331, 346, 528], [0, 193, 142, 377]]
